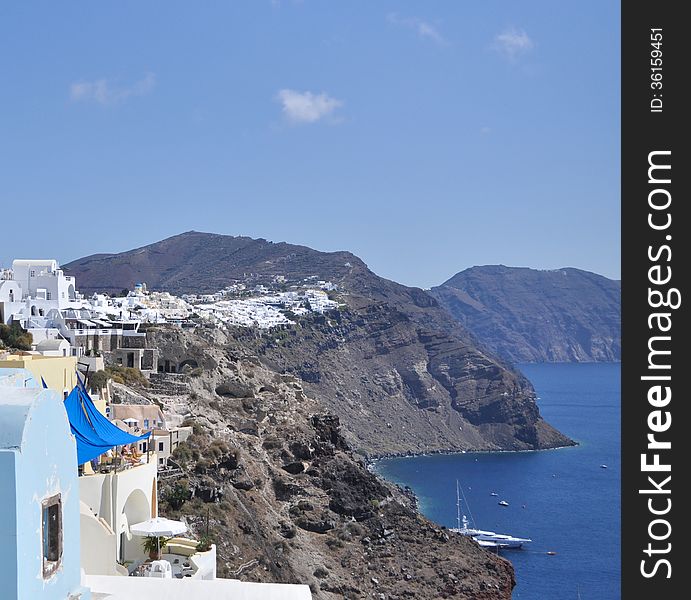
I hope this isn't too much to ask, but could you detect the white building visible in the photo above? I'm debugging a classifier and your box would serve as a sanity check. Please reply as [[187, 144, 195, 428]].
[[34, 338, 71, 357], [1, 259, 81, 325], [11, 259, 77, 306]]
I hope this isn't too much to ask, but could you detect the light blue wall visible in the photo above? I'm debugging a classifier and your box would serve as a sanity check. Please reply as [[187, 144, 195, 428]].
[[0, 387, 90, 600], [0, 368, 38, 389], [0, 451, 18, 599]]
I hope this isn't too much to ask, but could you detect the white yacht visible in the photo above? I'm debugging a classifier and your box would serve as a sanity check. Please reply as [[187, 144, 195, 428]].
[[449, 481, 531, 550]]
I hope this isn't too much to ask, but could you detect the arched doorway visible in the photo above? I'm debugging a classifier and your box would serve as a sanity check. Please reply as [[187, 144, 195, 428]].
[[120, 489, 152, 562], [178, 359, 199, 373]]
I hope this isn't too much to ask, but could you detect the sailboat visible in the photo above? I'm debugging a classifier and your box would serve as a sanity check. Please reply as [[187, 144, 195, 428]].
[[449, 480, 531, 549]]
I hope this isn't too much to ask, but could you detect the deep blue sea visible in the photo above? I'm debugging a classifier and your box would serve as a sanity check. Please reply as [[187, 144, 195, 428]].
[[372, 363, 620, 600]]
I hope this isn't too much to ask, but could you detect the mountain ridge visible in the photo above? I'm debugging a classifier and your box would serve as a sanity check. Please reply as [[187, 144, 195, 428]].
[[431, 265, 621, 364]]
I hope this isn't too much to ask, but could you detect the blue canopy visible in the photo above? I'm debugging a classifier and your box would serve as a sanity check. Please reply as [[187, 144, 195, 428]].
[[63, 377, 150, 465]]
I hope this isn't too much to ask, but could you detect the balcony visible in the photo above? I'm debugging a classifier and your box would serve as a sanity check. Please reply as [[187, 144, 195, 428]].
[[128, 543, 217, 579]]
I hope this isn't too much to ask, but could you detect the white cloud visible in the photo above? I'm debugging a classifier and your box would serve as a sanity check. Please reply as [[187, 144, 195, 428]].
[[387, 12, 447, 46], [276, 89, 343, 124], [70, 72, 156, 105], [493, 27, 534, 61]]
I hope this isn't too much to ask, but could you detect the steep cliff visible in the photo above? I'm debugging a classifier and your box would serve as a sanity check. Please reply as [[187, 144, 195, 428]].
[[431, 266, 621, 364]]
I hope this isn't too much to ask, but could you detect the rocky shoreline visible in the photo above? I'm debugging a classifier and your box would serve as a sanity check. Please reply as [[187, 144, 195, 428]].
[[366, 441, 579, 464]]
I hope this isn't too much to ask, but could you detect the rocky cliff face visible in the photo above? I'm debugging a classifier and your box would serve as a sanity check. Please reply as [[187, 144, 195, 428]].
[[66, 232, 572, 454], [431, 266, 621, 364], [128, 327, 515, 600]]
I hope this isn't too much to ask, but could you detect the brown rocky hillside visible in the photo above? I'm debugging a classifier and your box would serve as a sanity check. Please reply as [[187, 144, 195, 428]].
[[66, 232, 572, 455], [116, 327, 516, 600]]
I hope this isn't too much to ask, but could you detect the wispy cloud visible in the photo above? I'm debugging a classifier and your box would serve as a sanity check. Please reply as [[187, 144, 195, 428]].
[[387, 12, 447, 46], [493, 27, 534, 61], [276, 89, 343, 124], [69, 72, 156, 106]]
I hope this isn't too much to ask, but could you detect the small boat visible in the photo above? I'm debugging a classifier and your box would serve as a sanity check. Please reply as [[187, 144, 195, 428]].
[[547, 551, 557, 556], [600, 464, 608, 469], [498, 500, 509, 506], [490, 492, 498, 497]]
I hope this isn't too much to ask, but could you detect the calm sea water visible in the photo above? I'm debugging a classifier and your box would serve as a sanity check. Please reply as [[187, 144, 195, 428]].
[[372, 363, 620, 600]]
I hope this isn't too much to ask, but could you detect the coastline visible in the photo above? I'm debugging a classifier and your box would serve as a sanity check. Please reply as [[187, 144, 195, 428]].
[[364, 441, 580, 469]]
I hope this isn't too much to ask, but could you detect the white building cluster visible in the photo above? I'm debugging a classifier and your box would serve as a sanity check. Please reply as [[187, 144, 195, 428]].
[[1, 259, 343, 359], [191, 289, 340, 329], [0, 259, 147, 358], [113, 284, 195, 323]]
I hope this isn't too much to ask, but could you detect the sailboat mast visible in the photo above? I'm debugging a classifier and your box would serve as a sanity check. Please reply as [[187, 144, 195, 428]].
[[456, 479, 461, 530]]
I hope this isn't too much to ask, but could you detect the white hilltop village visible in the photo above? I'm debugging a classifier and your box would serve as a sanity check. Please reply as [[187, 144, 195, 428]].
[[1, 259, 341, 341], [0, 259, 338, 600]]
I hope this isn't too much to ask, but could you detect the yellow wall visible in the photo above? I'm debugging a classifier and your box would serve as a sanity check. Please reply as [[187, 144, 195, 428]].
[[0, 354, 77, 393], [92, 395, 108, 417]]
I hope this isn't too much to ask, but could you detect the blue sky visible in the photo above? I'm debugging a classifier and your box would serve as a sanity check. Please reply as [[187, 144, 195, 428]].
[[0, 1, 620, 287]]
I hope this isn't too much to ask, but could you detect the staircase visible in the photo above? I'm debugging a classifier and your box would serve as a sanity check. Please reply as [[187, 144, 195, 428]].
[[147, 372, 190, 396]]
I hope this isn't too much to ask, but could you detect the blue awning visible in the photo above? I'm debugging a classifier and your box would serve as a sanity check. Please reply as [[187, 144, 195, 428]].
[[63, 378, 150, 465]]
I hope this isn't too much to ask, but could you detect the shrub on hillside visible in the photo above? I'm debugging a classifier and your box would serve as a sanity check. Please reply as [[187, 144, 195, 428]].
[[105, 365, 149, 387], [0, 323, 33, 351], [88, 370, 109, 391]]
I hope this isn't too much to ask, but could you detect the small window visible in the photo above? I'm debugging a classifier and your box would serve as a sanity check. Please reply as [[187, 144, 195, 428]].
[[144, 419, 149, 429], [158, 442, 164, 451], [41, 494, 63, 579], [47, 292, 52, 300], [30, 270, 36, 277]]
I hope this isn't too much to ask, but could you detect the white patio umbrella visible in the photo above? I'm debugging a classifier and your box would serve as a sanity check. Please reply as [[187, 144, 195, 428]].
[[122, 417, 138, 425], [130, 516, 187, 558]]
